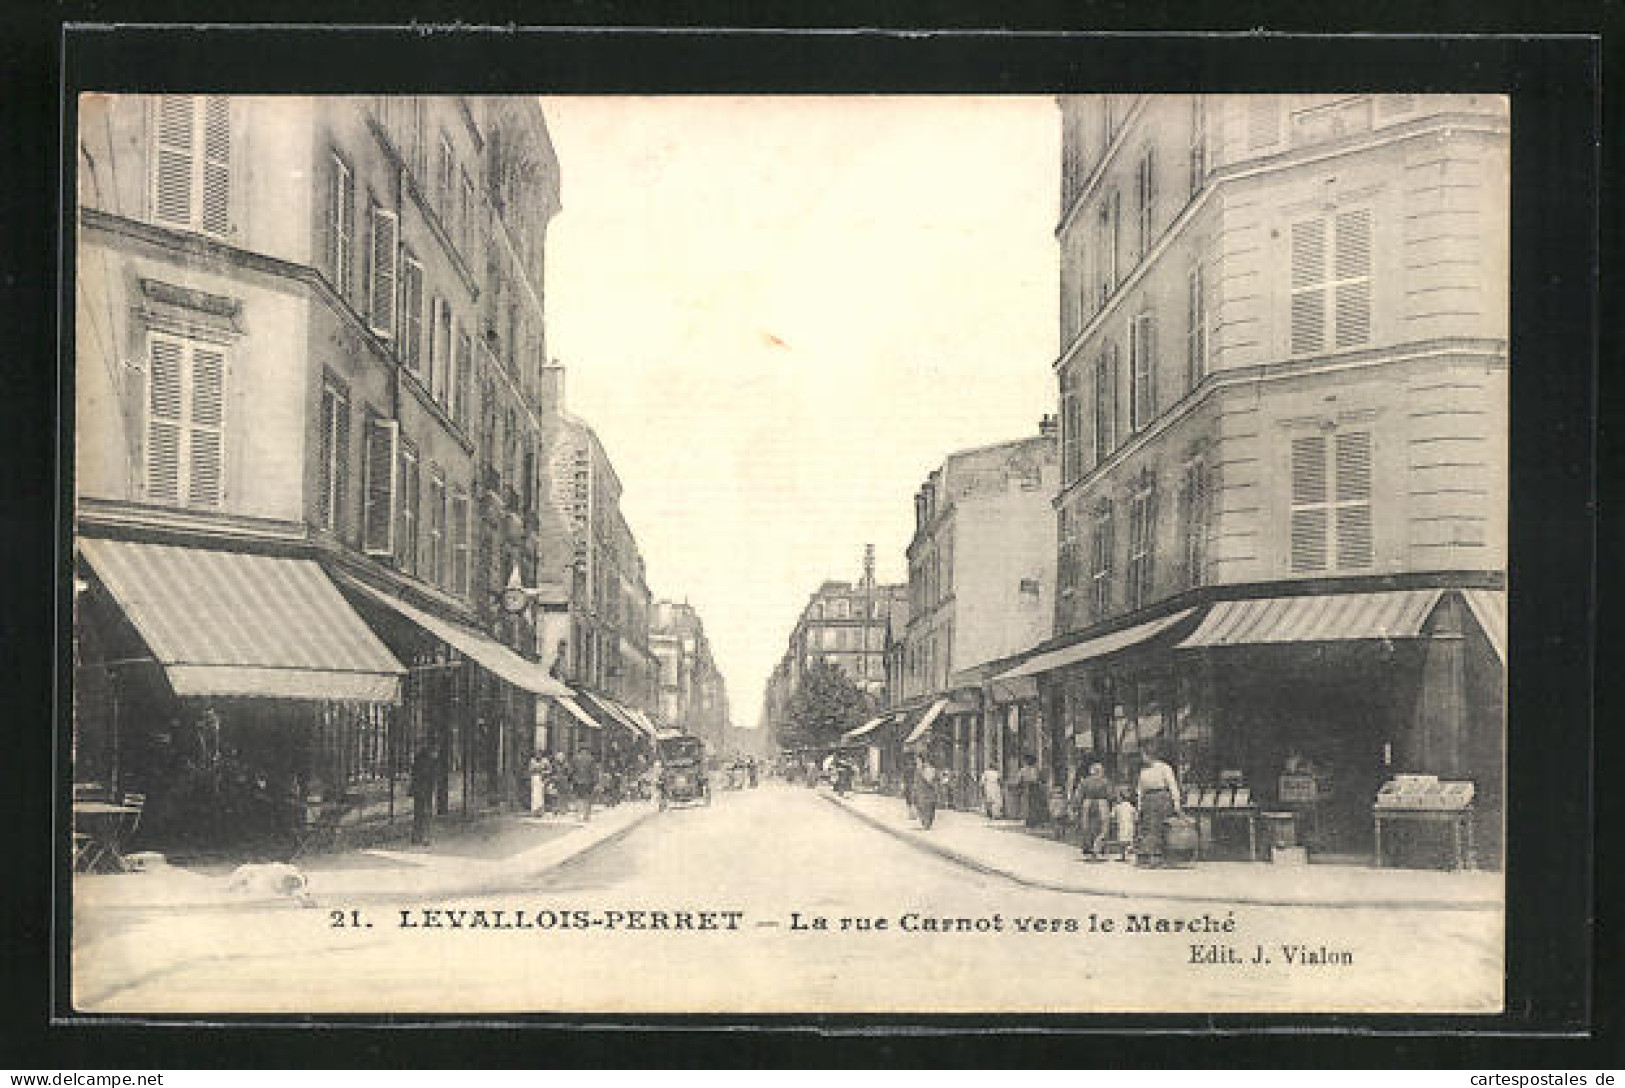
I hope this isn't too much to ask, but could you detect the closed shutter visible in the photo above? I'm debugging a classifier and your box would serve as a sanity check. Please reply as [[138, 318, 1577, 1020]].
[[1188, 96, 1207, 195], [1247, 97, 1279, 149], [1334, 430, 1374, 568], [451, 493, 470, 596], [1130, 313, 1156, 431], [200, 97, 231, 235], [153, 96, 195, 227], [1187, 263, 1207, 388], [146, 337, 185, 502], [369, 205, 399, 338], [1138, 147, 1157, 257], [400, 256, 423, 372], [1290, 219, 1328, 355], [186, 346, 225, 507], [332, 393, 351, 540], [1141, 484, 1157, 602], [396, 443, 419, 573], [316, 386, 335, 527], [455, 332, 472, 429], [1333, 209, 1373, 347], [327, 157, 354, 298], [361, 418, 399, 556], [1289, 434, 1329, 572]]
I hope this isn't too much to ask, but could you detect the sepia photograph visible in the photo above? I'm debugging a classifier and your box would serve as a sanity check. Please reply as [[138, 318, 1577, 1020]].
[[68, 89, 1510, 1017]]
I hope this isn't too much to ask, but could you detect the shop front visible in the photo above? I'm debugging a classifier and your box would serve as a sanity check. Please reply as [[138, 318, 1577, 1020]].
[[73, 538, 407, 854]]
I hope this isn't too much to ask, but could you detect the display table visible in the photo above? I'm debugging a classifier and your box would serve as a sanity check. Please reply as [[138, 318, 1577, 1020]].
[[1184, 786, 1260, 861], [73, 801, 143, 873], [1372, 776, 1477, 870]]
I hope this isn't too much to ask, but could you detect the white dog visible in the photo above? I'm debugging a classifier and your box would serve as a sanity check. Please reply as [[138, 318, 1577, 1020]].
[[225, 862, 316, 907]]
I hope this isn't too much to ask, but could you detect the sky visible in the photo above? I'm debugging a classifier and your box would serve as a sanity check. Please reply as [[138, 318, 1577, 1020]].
[[540, 96, 1059, 729]]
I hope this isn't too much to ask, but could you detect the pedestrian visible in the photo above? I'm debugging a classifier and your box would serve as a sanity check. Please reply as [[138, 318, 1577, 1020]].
[[913, 754, 940, 830], [1018, 754, 1045, 828], [1071, 761, 1114, 860], [410, 742, 438, 846], [1110, 787, 1137, 862], [1134, 742, 1184, 868], [571, 745, 599, 824], [980, 763, 1004, 819], [527, 752, 549, 816]]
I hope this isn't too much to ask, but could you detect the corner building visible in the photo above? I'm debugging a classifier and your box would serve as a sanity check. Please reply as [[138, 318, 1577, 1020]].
[[1032, 94, 1508, 861]]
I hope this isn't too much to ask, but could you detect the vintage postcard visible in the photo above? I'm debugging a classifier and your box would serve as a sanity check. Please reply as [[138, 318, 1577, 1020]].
[[69, 92, 1507, 1016]]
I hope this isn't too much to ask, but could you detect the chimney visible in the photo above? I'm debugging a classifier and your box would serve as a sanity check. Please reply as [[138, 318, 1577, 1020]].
[[539, 361, 567, 415], [1039, 413, 1059, 440]]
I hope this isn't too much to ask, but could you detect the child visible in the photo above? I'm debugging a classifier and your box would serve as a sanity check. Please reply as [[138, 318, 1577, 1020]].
[[1108, 787, 1138, 862]]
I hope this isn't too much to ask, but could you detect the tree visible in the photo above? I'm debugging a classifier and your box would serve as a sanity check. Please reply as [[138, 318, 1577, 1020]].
[[776, 661, 873, 753]]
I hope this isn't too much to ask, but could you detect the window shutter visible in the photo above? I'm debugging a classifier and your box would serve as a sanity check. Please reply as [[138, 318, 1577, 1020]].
[[316, 387, 335, 527], [1290, 219, 1328, 355], [361, 418, 399, 556], [1247, 97, 1279, 150], [146, 337, 185, 502], [1187, 263, 1206, 388], [186, 346, 225, 508], [1333, 209, 1373, 347], [1189, 96, 1206, 195], [400, 257, 423, 371], [332, 394, 351, 540], [455, 330, 472, 429], [1142, 482, 1157, 598], [200, 96, 230, 235], [451, 493, 470, 595], [1290, 434, 1329, 572], [1334, 430, 1374, 568], [369, 205, 398, 338], [153, 96, 195, 227], [396, 445, 419, 573]]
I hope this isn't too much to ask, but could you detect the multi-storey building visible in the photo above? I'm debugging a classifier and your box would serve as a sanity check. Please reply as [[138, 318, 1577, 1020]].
[[1000, 94, 1508, 860], [895, 423, 1060, 789], [650, 600, 731, 750], [71, 95, 616, 847]]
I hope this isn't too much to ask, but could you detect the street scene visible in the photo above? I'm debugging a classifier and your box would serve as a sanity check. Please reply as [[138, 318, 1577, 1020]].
[[71, 93, 1507, 1015]]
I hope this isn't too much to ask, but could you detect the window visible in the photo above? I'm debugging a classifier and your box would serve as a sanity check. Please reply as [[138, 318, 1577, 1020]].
[[1091, 502, 1115, 620], [1060, 364, 1083, 485], [1290, 209, 1372, 355], [460, 170, 476, 251], [437, 133, 455, 220], [1127, 480, 1157, 612], [454, 328, 473, 430], [1179, 456, 1212, 588], [399, 254, 424, 372], [1093, 344, 1119, 463], [1057, 507, 1076, 596], [427, 469, 447, 586], [396, 439, 420, 574], [1188, 96, 1208, 197], [326, 154, 355, 299], [1136, 147, 1157, 260], [367, 203, 399, 338], [1097, 190, 1121, 303], [450, 489, 471, 596], [1187, 263, 1208, 390], [1129, 313, 1157, 432], [428, 297, 452, 402], [833, 598, 849, 619], [1246, 97, 1280, 150], [361, 418, 398, 557], [146, 332, 226, 508], [151, 95, 230, 236], [316, 380, 351, 534], [1101, 95, 1116, 152], [1289, 429, 1374, 573]]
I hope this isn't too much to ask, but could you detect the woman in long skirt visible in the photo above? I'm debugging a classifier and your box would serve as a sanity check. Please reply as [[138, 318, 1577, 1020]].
[[1134, 743, 1184, 867]]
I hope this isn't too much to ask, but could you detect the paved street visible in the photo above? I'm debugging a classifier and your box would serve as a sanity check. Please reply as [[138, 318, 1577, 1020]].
[[74, 783, 1502, 1015]]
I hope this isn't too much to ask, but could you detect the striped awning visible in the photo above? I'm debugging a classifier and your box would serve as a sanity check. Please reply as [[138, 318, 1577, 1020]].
[[340, 576, 569, 698], [79, 539, 404, 703], [628, 708, 661, 738], [843, 713, 894, 741], [903, 699, 949, 745], [580, 690, 644, 735], [993, 608, 1196, 682], [551, 693, 602, 731], [1177, 590, 1445, 649], [1460, 589, 1506, 663]]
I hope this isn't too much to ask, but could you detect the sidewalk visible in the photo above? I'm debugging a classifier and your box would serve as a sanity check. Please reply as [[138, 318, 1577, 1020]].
[[824, 791, 1502, 911], [74, 800, 658, 913]]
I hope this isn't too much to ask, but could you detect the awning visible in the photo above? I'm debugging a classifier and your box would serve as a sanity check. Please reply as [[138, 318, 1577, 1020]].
[[1176, 590, 1445, 649], [339, 576, 569, 698], [550, 693, 602, 731], [580, 690, 644, 736], [627, 708, 661, 738], [988, 674, 1039, 703], [1460, 589, 1506, 663], [993, 608, 1196, 681], [843, 713, 893, 741], [78, 538, 404, 703], [903, 699, 949, 745]]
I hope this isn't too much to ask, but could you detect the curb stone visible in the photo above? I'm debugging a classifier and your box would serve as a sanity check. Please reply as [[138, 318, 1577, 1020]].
[[821, 793, 1500, 913]]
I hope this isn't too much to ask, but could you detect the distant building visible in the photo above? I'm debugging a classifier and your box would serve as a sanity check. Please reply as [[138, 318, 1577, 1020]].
[[895, 421, 1061, 786], [650, 600, 731, 750]]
